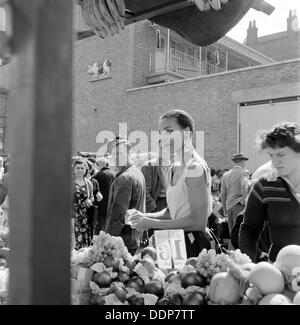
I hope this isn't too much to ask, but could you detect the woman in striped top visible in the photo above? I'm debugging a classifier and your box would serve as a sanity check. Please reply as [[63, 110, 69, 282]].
[[239, 122, 300, 262]]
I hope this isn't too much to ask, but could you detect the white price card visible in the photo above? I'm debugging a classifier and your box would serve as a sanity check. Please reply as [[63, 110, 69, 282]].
[[169, 229, 187, 270], [154, 229, 187, 270], [154, 230, 172, 269]]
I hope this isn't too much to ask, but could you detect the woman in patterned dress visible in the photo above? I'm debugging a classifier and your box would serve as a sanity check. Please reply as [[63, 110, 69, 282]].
[[72, 158, 94, 250]]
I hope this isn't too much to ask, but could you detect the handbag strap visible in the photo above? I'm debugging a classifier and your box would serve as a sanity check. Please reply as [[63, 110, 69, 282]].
[[84, 178, 93, 200], [207, 228, 226, 254]]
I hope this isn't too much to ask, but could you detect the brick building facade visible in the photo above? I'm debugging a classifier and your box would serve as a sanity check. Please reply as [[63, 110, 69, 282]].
[[73, 27, 300, 170], [1, 7, 300, 170], [245, 10, 300, 61]]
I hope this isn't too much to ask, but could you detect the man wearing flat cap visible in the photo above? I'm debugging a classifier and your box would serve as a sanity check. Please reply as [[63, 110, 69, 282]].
[[220, 153, 250, 248], [104, 136, 146, 255]]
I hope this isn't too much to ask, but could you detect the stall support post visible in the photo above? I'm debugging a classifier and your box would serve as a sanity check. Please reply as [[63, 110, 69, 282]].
[[7, 0, 73, 305]]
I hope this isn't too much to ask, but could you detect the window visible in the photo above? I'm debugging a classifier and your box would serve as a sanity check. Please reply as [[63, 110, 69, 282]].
[[176, 43, 184, 53], [156, 30, 165, 49], [188, 47, 194, 57], [156, 30, 161, 49]]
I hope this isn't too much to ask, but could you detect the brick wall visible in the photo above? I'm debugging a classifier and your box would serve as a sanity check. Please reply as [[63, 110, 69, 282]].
[[73, 25, 135, 153], [74, 31, 300, 169], [133, 21, 157, 87], [124, 61, 300, 169], [250, 33, 300, 61]]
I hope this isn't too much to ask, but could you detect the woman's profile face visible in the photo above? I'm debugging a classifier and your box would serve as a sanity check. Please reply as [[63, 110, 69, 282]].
[[158, 117, 188, 155], [73, 163, 86, 178], [266, 146, 300, 177]]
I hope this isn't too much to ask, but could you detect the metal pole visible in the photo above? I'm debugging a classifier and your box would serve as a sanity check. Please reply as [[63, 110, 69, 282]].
[[226, 51, 229, 70], [199, 46, 202, 75], [166, 28, 170, 70]]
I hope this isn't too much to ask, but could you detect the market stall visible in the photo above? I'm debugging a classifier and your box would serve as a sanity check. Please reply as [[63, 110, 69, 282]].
[[0, 0, 280, 306], [70, 234, 300, 305]]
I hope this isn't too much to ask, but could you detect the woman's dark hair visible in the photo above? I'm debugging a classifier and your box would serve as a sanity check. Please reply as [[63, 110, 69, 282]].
[[88, 157, 96, 164], [84, 159, 95, 177], [255, 122, 300, 153], [210, 168, 216, 176], [86, 159, 93, 170], [72, 158, 88, 171], [159, 109, 195, 134], [3, 157, 10, 173]]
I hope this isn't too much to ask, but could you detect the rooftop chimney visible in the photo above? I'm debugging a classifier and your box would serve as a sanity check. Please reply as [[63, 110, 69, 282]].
[[287, 9, 298, 33], [246, 20, 258, 47]]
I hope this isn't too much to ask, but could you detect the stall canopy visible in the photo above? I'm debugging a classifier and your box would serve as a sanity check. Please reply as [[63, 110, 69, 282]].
[[124, 0, 274, 46], [79, 0, 275, 46]]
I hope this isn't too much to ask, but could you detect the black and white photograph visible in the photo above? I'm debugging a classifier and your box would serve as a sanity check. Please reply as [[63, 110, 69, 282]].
[[0, 0, 300, 310]]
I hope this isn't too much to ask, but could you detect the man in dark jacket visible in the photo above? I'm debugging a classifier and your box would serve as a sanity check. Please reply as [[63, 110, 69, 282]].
[[104, 136, 146, 255], [93, 157, 115, 234], [140, 155, 169, 244], [141, 157, 169, 214]]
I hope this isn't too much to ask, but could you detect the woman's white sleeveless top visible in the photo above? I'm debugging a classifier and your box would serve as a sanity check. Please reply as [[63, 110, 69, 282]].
[[166, 154, 212, 220]]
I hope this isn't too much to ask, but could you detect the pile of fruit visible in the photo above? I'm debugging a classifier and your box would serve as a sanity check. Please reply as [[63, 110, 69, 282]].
[[71, 232, 300, 305], [0, 226, 9, 305], [0, 226, 9, 250]]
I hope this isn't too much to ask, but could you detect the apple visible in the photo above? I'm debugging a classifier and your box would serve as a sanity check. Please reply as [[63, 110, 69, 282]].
[[118, 270, 130, 283], [168, 293, 183, 305], [185, 257, 198, 268], [90, 294, 105, 305], [141, 247, 157, 261], [124, 259, 136, 274], [168, 273, 182, 285], [107, 287, 127, 303], [127, 276, 145, 293], [103, 256, 119, 271], [92, 271, 112, 288], [293, 291, 300, 305], [145, 281, 164, 299], [165, 271, 177, 282], [183, 292, 206, 305], [140, 258, 156, 275], [157, 297, 170, 305], [181, 271, 206, 288], [127, 294, 145, 305]]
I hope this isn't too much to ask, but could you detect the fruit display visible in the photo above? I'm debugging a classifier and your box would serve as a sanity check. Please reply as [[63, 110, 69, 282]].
[[0, 262, 8, 305], [0, 226, 9, 305], [70, 232, 300, 305], [0, 226, 9, 250], [1, 230, 299, 305]]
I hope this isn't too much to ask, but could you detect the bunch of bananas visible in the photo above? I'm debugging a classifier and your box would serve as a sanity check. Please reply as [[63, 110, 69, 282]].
[[194, 0, 229, 12], [81, 0, 126, 38]]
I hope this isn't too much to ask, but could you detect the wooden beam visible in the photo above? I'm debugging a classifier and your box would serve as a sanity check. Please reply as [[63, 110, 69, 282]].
[[124, 0, 194, 25], [7, 0, 73, 304]]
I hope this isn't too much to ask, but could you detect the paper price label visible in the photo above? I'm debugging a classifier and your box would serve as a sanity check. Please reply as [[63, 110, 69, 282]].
[[154, 230, 172, 269], [154, 229, 187, 270], [169, 230, 187, 270]]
